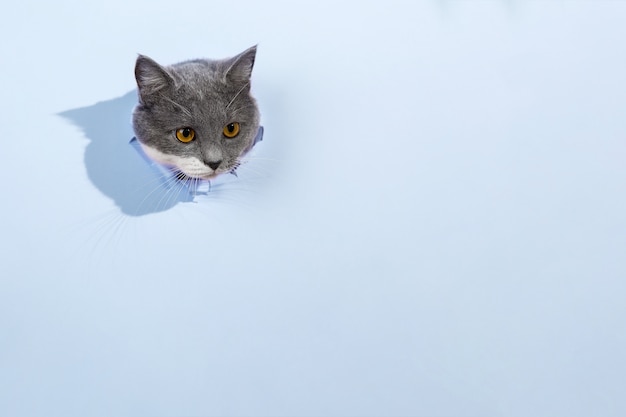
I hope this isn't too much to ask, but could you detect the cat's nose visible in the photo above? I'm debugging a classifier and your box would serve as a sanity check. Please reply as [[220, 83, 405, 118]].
[[206, 160, 222, 170]]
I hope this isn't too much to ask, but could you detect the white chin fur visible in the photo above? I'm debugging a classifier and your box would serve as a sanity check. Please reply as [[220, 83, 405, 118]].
[[139, 143, 214, 178]]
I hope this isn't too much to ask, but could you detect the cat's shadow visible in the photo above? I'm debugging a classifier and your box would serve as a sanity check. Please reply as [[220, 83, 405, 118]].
[[59, 91, 196, 216], [60, 80, 284, 217]]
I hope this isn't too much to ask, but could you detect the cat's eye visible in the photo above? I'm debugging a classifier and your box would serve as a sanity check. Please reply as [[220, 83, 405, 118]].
[[223, 122, 240, 138], [176, 127, 195, 143]]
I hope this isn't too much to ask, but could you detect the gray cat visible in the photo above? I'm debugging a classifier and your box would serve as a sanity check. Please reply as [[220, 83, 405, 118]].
[[132, 45, 260, 180]]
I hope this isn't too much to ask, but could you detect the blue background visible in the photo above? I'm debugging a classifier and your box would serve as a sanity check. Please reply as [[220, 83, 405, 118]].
[[1, 1, 625, 416]]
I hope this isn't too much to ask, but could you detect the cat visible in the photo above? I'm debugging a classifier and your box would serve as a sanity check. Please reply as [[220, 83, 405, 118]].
[[132, 45, 261, 181]]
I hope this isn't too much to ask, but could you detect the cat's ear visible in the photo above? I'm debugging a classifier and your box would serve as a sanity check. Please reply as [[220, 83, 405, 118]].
[[223, 45, 257, 84], [135, 55, 174, 104]]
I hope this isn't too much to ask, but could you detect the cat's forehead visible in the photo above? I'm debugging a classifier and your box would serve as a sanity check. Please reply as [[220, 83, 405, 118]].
[[172, 60, 216, 79], [170, 61, 238, 103]]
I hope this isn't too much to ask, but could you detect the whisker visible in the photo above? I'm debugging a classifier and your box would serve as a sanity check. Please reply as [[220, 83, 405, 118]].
[[240, 156, 282, 163], [225, 82, 250, 109], [229, 104, 255, 114], [133, 169, 180, 215], [80, 210, 127, 264], [166, 173, 191, 209], [159, 94, 193, 118], [154, 172, 186, 212]]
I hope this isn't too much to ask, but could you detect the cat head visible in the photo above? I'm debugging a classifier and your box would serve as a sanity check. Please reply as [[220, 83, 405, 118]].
[[132, 45, 260, 180]]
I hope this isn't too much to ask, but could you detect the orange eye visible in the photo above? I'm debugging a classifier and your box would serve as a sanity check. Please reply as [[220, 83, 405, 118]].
[[223, 122, 240, 138], [176, 127, 195, 143]]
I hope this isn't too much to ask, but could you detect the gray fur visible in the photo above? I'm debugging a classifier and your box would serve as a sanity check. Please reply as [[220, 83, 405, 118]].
[[132, 45, 260, 179]]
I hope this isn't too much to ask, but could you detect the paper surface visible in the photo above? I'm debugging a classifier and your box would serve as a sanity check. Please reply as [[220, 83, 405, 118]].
[[1, 2, 625, 417]]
